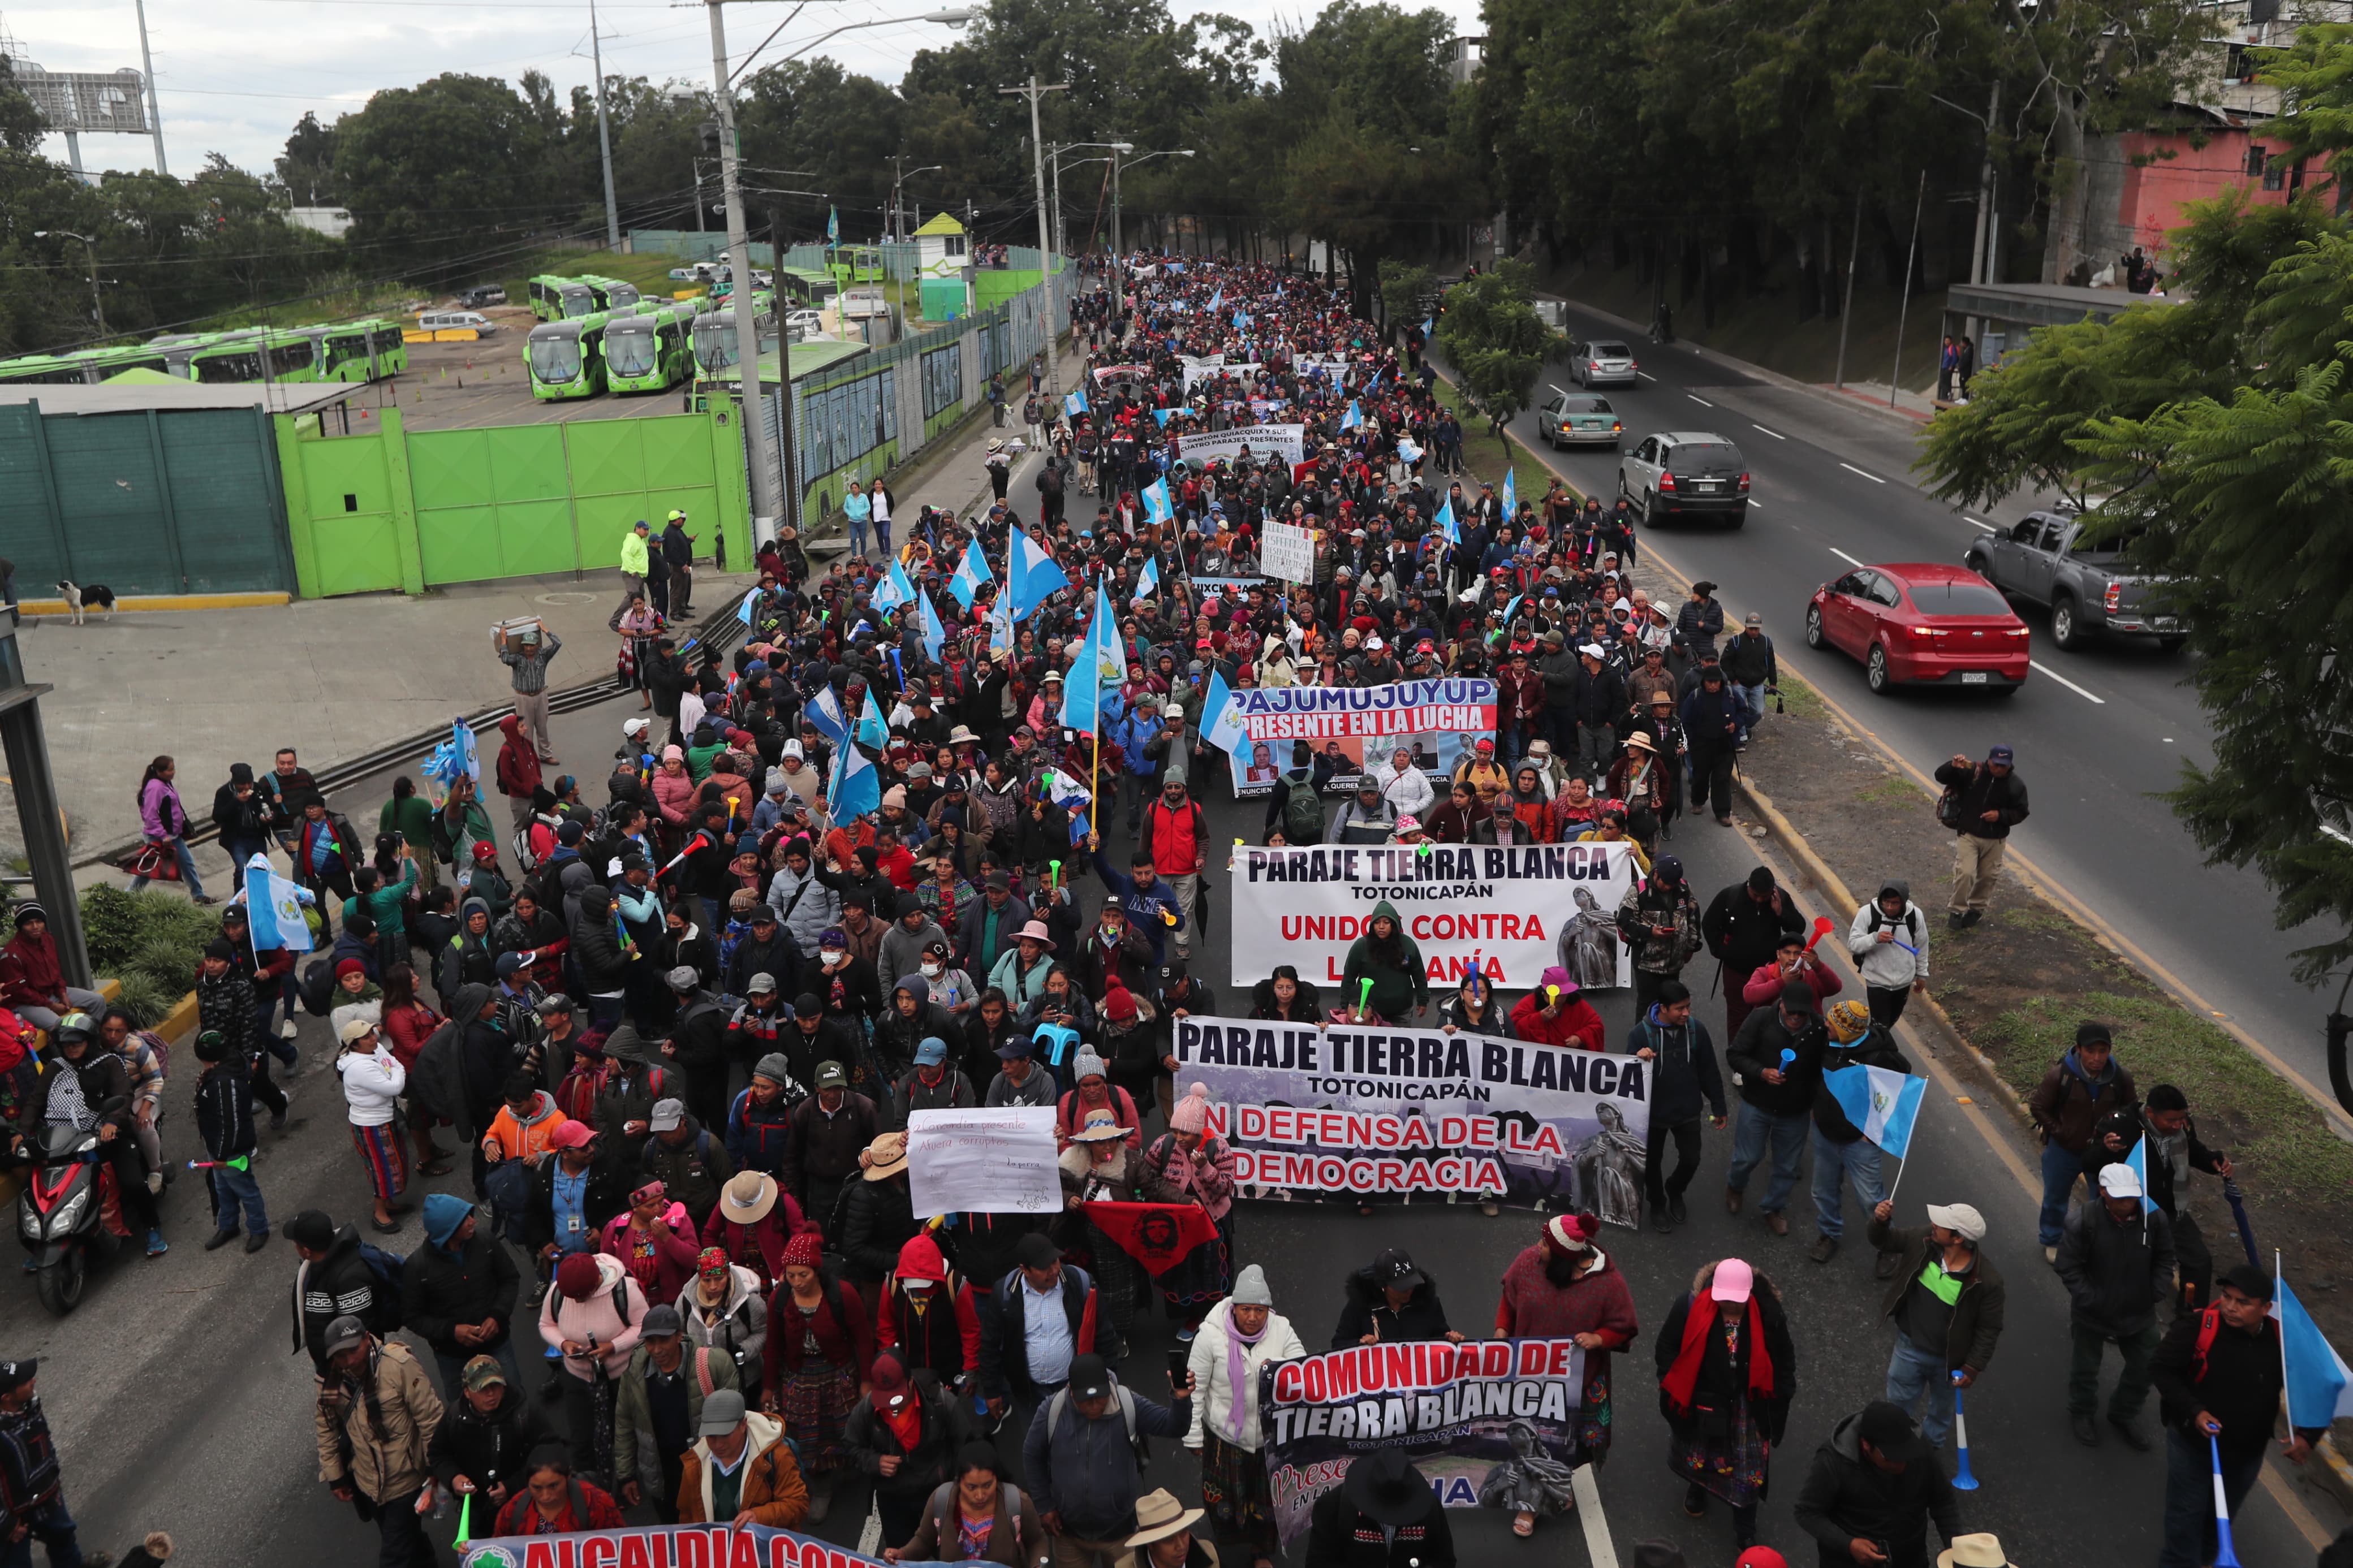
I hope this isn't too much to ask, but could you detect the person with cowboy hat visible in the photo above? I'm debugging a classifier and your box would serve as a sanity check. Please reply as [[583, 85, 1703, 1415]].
[[840, 1130, 919, 1284], [1302, 1447, 1455, 1568], [1127, 1489, 1214, 1568]]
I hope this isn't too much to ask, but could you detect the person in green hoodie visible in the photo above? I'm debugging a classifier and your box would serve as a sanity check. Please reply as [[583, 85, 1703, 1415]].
[[1341, 900, 1430, 1023], [346, 840, 421, 974], [379, 777, 441, 892]]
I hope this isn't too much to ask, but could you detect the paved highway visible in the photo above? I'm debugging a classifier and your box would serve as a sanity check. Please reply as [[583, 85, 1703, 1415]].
[[24, 688, 2341, 1567], [1486, 298, 2347, 1108]]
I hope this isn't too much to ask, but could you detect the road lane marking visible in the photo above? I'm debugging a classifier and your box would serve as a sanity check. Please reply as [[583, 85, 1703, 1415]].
[[1751, 422, 1785, 439], [1839, 461, 1886, 483], [1637, 371, 1657, 381], [1571, 1465, 1618, 1568], [1687, 394, 1713, 407], [2030, 660, 2108, 704], [1963, 517, 1995, 532], [1830, 547, 1869, 568]]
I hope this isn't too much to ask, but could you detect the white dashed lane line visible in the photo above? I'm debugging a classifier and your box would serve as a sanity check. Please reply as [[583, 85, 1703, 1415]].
[[1688, 394, 1713, 407], [2030, 661, 2107, 704], [1839, 461, 1886, 484], [1830, 547, 1869, 568], [1752, 423, 1785, 439]]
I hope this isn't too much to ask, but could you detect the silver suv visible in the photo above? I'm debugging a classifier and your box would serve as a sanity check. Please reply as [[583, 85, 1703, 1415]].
[[1618, 431, 1751, 529]]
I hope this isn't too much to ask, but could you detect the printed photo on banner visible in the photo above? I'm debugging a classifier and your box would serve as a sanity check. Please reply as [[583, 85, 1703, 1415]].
[[1170, 1014, 1650, 1213], [1227, 839, 1637, 991], [1257, 1337, 1588, 1544], [1223, 679, 1495, 800]]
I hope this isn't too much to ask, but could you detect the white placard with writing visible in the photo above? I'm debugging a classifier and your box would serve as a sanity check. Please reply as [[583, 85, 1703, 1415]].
[[907, 1106, 1061, 1216], [1261, 520, 1317, 584]]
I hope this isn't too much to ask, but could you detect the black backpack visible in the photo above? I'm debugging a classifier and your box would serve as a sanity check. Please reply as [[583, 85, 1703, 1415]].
[[1281, 775, 1325, 843], [298, 956, 338, 1018], [357, 1243, 407, 1333]]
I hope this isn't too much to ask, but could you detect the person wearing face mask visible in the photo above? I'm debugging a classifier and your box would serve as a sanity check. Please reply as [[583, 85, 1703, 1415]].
[[1016, 968, 1098, 1096], [811, 925, 886, 1034], [915, 939, 980, 1023], [876, 982, 960, 1090]]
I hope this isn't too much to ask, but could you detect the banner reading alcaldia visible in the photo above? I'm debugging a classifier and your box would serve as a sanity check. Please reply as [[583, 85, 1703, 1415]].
[[1257, 1337, 1587, 1545], [1227, 840, 1637, 990], [1169, 1013, 1650, 1213], [1225, 678, 1496, 799]]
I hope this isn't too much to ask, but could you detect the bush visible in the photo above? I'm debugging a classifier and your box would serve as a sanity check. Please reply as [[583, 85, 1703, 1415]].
[[110, 975, 179, 1030], [73, 887, 216, 1010]]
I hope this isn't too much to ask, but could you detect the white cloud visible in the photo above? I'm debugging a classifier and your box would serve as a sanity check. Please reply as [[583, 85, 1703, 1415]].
[[7, 0, 1475, 180]]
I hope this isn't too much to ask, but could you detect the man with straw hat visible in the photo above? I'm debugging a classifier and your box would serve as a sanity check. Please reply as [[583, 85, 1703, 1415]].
[[1126, 1489, 1213, 1568]]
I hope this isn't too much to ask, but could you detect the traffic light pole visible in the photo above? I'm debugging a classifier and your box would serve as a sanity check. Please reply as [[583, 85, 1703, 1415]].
[[706, 0, 786, 547]]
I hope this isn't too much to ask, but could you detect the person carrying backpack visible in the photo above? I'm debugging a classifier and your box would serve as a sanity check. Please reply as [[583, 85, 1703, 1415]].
[[1021, 1352, 1192, 1568], [890, 1442, 1049, 1566], [285, 1208, 406, 1376], [1847, 879, 1929, 1029], [1262, 742, 1326, 845]]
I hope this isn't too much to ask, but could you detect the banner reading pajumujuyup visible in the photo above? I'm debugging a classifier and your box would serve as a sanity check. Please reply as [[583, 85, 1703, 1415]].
[[1225, 678, 1495, 798]]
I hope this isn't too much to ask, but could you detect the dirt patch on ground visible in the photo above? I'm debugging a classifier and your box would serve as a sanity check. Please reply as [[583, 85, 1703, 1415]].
[[1734, 671, 2353, 1343]]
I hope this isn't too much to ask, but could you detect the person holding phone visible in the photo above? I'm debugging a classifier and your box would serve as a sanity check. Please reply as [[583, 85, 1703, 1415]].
[[1792, 1400, 1963, 1567]]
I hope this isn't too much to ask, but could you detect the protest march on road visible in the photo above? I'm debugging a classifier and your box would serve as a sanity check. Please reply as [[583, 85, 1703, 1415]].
[[7, 249, 2347, 1568]]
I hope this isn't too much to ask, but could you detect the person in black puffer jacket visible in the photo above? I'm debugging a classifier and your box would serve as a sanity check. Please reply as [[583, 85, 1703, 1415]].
[[428, 1354, 550, 1514], [1331, 1250, 1459, 1348], [837, 1133, 918, 1284], [843, 1351, 973, 1548]]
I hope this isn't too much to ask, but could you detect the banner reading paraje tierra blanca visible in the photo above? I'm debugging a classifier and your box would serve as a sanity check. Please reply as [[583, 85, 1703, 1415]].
[[1226, 840, 1637, 990]]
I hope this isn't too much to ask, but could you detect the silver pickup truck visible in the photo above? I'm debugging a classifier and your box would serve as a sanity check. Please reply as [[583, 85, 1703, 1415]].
[[1963, 510, 2183, 651]]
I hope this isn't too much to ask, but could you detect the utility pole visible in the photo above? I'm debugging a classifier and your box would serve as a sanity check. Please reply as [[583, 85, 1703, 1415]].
[[1833, 192, 1863, 388], [132, 0, 167, 175], [1048, 142, 1062, 261], [1964, 78, 2001, 361], [707, 0, 785, 545], [999, 75, 1067, 399], [589, 0, 622, 249]]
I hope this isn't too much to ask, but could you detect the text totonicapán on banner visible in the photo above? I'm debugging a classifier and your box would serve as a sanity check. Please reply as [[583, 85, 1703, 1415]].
[[1257, 1338, 1588, 1544], [1170, 1014, 1649, 1212]]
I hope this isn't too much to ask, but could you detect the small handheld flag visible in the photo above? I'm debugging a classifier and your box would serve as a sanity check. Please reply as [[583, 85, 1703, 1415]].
[[949, 538, 993, 610], [1141, 480, 1174, 528], [2275, 1256, 2353, 1427], [1132, 556, 1161, 605], [1822, 1064, 1927, 1158]]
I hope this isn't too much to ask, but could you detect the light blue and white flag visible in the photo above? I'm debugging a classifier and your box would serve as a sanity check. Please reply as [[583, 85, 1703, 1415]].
[[1007, 526, 1070, 621], [872, 559, 916, 615], [1501, 466, 1516, 519], [949, 538, 993, 610], [2124, 1135, 2160, 1215], [736, 591, 757, 628], [1038, 767, 1093, 811], [1396, 437, 1423, 464], [827, 206, 840, 244], [1132, 556, 1161, 604], [1233, 311, 1250, 331], [1339, 400, 1362, 432], [987, 592, 1015, 658], [1206, 286, 1223, 313], [1060, 579, 1112, 737], [857, 689, 890, 751], [1502, 593, 1524, 624], [1822, 1064, 1928, 1158], [1151, 408, 1173, 428], [244, 854, 315, 953], [1199, 668, 1246, 755], [917, 587, 948, 664], [1421, 315, 1434, 337], [804, 685, 850, 746], [2276, 1264, 2353, 1427], [831, 734, 881, 819], [1142, 478, 1174, 528], [1433, 497, 1460, 545], [1065, 387, 1089, 418]]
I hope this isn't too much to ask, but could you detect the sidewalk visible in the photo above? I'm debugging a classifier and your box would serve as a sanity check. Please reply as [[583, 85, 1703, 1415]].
[[20, 567, 755, 879]]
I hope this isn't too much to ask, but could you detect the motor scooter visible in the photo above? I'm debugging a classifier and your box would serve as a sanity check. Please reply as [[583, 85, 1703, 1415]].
[[16, 1095, 131, 1316]]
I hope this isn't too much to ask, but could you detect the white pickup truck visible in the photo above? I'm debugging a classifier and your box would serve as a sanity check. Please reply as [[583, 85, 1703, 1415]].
[[1964, 510, 2183, 651]]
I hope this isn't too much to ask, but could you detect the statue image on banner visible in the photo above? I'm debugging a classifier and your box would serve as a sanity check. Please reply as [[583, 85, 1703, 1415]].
[[1572, 1102, 1645, 1229]]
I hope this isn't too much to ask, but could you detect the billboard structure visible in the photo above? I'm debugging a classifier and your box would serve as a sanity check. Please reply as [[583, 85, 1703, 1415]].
[[2, 10, 168, 176]]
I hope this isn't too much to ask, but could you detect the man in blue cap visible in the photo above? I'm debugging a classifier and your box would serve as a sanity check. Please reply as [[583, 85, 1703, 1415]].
[[403, 1190, 523, 1397]]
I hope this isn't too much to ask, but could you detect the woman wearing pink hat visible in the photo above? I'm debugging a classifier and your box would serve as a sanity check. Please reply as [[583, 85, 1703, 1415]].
[[1492, 1211, 1639, 1535], [1653, 1257, 1796, 1555]]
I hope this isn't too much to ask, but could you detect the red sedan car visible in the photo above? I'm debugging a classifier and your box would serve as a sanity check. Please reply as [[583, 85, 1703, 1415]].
[[1804, 561, 2031, 694]]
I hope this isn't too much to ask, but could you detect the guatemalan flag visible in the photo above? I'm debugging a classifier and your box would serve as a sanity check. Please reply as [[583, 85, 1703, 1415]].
[[1199, 668, 1247, 756], [1141, 479, 1174, 528], [1433, 497, 1460, 545], [2275, 1265, 2353, 1427], [872, 559, 917, 616], [2124, 1134, 2160, 1214], [831, 735, 881, 820], [1822, 1064, 1927, 1158], [1065, 387, 1089, 418], [804, 685, 851, 746], [1339, 400, 1362, 432], [917, 588, 948, 663], [949, 539, 992, 611], [243, 854, 314, 952], [1501, 466, 1516, 519], [1007, 526, 1069, 622]]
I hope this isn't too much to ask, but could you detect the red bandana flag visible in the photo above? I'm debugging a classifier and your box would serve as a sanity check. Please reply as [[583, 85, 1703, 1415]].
[[1083, 1201, 1220, 1277]]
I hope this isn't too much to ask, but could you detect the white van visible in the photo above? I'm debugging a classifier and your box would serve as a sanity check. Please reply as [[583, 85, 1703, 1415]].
[[418, 310, 498, 335]]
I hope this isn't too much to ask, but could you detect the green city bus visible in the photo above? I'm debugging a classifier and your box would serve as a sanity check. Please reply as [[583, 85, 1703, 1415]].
[[0, 354, 98, 385], [600, 303, 694, 394], [580, 275, 643, 313], [688, 291, 777, 380], [528, 275, 603, 322], [828, 245, 884, 291], [316, 321, 408, 381], [72, 344, 171, 379], [778, 266, 839, 310], [525, 314, 610, 400]]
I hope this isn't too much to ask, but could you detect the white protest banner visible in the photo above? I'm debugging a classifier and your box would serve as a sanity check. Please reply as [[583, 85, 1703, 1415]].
[[1226, 839, 1637, 991], [1178, 352, 1226, 370], [1184, 361, 1264, 392], [907, 1106, 1060, 1217], [1259, 520, 1318, 586], [1179, 424, 1307, 467], [1224, 676, 1495, 797], [1292, 353, 1351, 378], [1170, 1013, 1650, 1215]]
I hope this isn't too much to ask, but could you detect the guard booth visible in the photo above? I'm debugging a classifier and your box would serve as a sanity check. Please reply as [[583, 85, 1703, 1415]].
[[913, 214, 975, 322]]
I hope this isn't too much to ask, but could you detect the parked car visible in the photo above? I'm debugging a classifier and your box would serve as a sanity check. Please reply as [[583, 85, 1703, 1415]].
[[1963, 509, 2183, 651], [784, 309, 826, 336], [454, 286, 506, 308], [1567, 338, 1639, 387], [1805, 561, 2031, 696], [417, 310, 497, 335], [1537, 390, 1623, 448], [1617, 431, 1749, 527]]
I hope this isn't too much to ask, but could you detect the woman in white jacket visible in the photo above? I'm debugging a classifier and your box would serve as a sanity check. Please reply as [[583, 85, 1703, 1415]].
[[1184, 1264, 1304, 1568], [333, 1016, 410, 1234]]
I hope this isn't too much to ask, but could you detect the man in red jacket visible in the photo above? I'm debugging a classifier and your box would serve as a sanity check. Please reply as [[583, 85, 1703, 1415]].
[[494, 715, 544, 833], [1510, 966, 1606, 1052], [1139, 778, 1205, 964], [0, 905, 104, 1033]]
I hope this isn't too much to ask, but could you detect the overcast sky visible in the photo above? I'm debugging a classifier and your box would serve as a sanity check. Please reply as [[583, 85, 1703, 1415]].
[[6, 0, 1477, 185]]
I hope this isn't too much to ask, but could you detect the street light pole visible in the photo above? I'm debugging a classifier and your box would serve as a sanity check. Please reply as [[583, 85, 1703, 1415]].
[[35, 232, 104, 336], [706, 0, 784, 545], [132, 0, 167, 176], [589, 0, 622, 250], [999, 75, 1068, 400]]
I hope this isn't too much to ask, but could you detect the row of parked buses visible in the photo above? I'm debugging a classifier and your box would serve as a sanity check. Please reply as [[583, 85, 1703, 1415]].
[[0, 319, 410, 387], [523, 290, 781, 402]]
